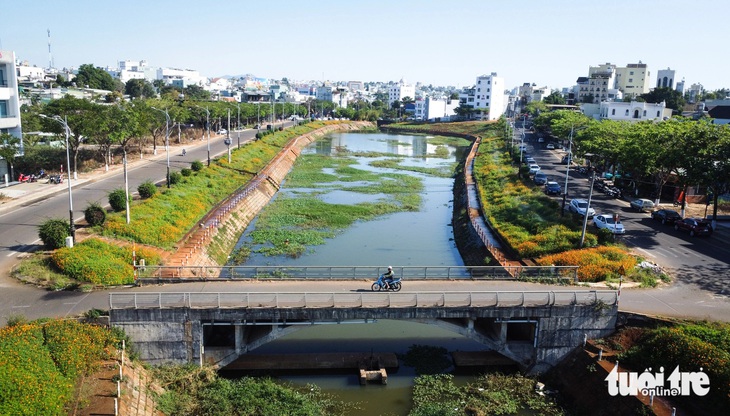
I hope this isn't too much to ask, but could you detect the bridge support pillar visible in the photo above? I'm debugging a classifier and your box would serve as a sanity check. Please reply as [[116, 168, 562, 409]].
[[500, 321, 508, 344], [235, 325, 243, 355]]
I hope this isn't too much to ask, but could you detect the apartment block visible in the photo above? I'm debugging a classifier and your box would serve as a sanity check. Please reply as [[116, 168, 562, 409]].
[[473, 73, 506, 121], [0, 50, 23, 178]]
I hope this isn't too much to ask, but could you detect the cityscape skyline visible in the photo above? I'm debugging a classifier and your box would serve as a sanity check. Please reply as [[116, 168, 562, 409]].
[[1, 0, 728, 91]]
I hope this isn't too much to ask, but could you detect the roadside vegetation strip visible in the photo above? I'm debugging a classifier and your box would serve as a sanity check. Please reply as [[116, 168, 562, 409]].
[[98, 121, 344, 248], [0, 319, 121, 416], [384, 121, 664, 284], [618, 321, 730, 415], [242, 152, 423, 259]]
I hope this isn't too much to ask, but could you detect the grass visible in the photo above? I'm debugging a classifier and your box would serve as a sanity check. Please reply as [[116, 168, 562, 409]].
[[12, 253, 76, 290]]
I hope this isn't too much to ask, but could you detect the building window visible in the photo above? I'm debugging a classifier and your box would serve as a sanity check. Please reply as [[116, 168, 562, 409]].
[[643, 110, 647, 116], [633, 110, 640, 118], [478, 80, 481, 84], [487, 88, 490, 92], [657, 111, 660, 117], [630, 71, 634, 75], [477, 88, 480, 92], [487, 95, 490, 100], [629, 78, 633, 83], [0, 67, 6, 87], [0, 101, 8, 117], [612, 109, 615, 115], [625, 109, 629, 116]]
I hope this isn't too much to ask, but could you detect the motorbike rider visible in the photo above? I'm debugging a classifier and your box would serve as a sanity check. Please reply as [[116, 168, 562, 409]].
[[382, 266, 395, 289]]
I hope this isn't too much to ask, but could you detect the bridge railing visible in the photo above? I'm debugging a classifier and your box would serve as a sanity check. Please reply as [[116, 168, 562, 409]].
[[135, 265, 579, 283], [109, 290, 617, 310]]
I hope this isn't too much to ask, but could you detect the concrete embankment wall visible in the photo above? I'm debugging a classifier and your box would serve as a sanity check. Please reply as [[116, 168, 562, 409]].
[[169, 122, 373, 272]]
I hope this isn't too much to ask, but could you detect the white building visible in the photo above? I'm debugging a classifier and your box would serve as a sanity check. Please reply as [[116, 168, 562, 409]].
[[414, 97, 459, 121], [388, 79, 415, 107], [594, 100, 671, 121], [473, 73, 506, 121], [656, 68, 676, 89], [16, 64, 46, 84], [0, 50, 23, 178]]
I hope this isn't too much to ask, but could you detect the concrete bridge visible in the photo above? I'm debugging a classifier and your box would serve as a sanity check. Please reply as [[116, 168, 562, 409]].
[[109, 289, 618, 374]]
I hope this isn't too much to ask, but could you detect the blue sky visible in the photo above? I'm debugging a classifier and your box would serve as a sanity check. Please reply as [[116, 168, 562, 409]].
[[1, 0, 727, 90]]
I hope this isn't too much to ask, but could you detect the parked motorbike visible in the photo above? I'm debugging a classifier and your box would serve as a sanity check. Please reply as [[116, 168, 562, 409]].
[[48, 174, 63, 184], [37, 169, 47, 179], [371, 274, 402, 292], [18, 173, 33, 183]]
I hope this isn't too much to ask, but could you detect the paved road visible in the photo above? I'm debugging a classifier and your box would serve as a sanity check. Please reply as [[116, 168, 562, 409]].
[[0, 124, 728, 325]]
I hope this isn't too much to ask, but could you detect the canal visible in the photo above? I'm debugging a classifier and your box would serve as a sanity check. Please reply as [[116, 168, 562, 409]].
[[230, 131, 491, 415]]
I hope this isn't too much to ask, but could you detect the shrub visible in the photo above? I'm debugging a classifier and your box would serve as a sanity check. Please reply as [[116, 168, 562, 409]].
[[137, 180, 157, 199], [51, 238, 161, 285], [181, 168, 192, 177], [191, 160, 204, 171], [38, 218, 69, 249], [108, 188, 129, 212], [83, 202, 106, 226], [170, 171, 182, 185]]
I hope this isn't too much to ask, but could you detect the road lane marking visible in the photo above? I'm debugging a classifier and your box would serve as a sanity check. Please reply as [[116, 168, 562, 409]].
[[656, 247, 678, 258], [635, 247, 656, 257]]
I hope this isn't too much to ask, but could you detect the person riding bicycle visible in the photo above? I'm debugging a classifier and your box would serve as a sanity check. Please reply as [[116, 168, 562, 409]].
[[382, 266, 395, 289]]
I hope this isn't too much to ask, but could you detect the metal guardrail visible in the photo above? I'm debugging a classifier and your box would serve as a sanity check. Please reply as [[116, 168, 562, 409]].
[[135, 265, 579, 282], [109, 290, 617, 310]]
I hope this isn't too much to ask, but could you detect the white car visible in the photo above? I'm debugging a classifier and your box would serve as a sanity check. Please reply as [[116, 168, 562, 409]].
[[528, 164, 541, 175], [568, 198, 595, 217], [546, 143, 555, 150], [217, 129, 227, 135], [593, 214, 626, 234]]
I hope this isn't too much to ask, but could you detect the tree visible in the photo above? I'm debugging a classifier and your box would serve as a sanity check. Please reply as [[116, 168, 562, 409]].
[[524, 101, 548, 117], [183, 85, 210, 101], [74, 64, 122, 91], [543, 91, 566, 105], [125, 79, 156, 99], [640, 87, 685, 112], [0, 133, 22, 181], [42, 95, 97, 176]]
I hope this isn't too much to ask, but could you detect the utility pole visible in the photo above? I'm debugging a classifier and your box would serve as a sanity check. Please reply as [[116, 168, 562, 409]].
[[561, 126, 574, 216], [579, 170, 596, 248]]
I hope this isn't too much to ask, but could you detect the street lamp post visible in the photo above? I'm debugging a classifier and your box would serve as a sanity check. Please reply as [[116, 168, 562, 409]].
[[150, 107, 171, 188], [226, 108, 232, 163], [40, 114, 75, 242], [579, 169, 597, 248], [236, 103, 241, 149], [194, 105, 211, 166], [561, 126, 574, 216]]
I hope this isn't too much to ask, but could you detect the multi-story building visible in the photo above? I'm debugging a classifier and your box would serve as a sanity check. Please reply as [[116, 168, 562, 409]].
[[414, 96, 459, 121], [578, 63, 616, 103], [0, 50, 23, 179], [656, 68, 676, 89], [614, 62, 650, 98], [473, 72, 506, 121], [388, 79, 415, 107]]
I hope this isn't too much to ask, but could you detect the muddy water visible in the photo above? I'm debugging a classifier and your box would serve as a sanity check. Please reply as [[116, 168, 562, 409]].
[[231, 132, 499, 415]]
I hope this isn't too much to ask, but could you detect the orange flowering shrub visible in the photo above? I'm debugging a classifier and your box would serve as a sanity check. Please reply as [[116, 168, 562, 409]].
[[51, 238, 161, 286], [536, 246, 637, 282]]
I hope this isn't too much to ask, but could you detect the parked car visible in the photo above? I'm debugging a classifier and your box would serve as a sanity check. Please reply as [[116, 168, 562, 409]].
[[568, 198, 595, 218], [629, 198, 655, 212], [674, 218, 713, 237], [217, 129, 227, 135], [651, 209, 682, 225], [561, 154, 572, 164], [518, 144, 527, 152], [544, 181, 562, 195], [593, 214, 626, 234], [528, 164, 541, 175], [533, 172, 548, 185], [526, 157, 537, 165], [546, 143, 555, 150], [537, 137, 545, 143]]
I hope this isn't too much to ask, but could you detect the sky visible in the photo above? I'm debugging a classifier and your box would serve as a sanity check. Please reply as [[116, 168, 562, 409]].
[[1, 0, 728, 91]]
